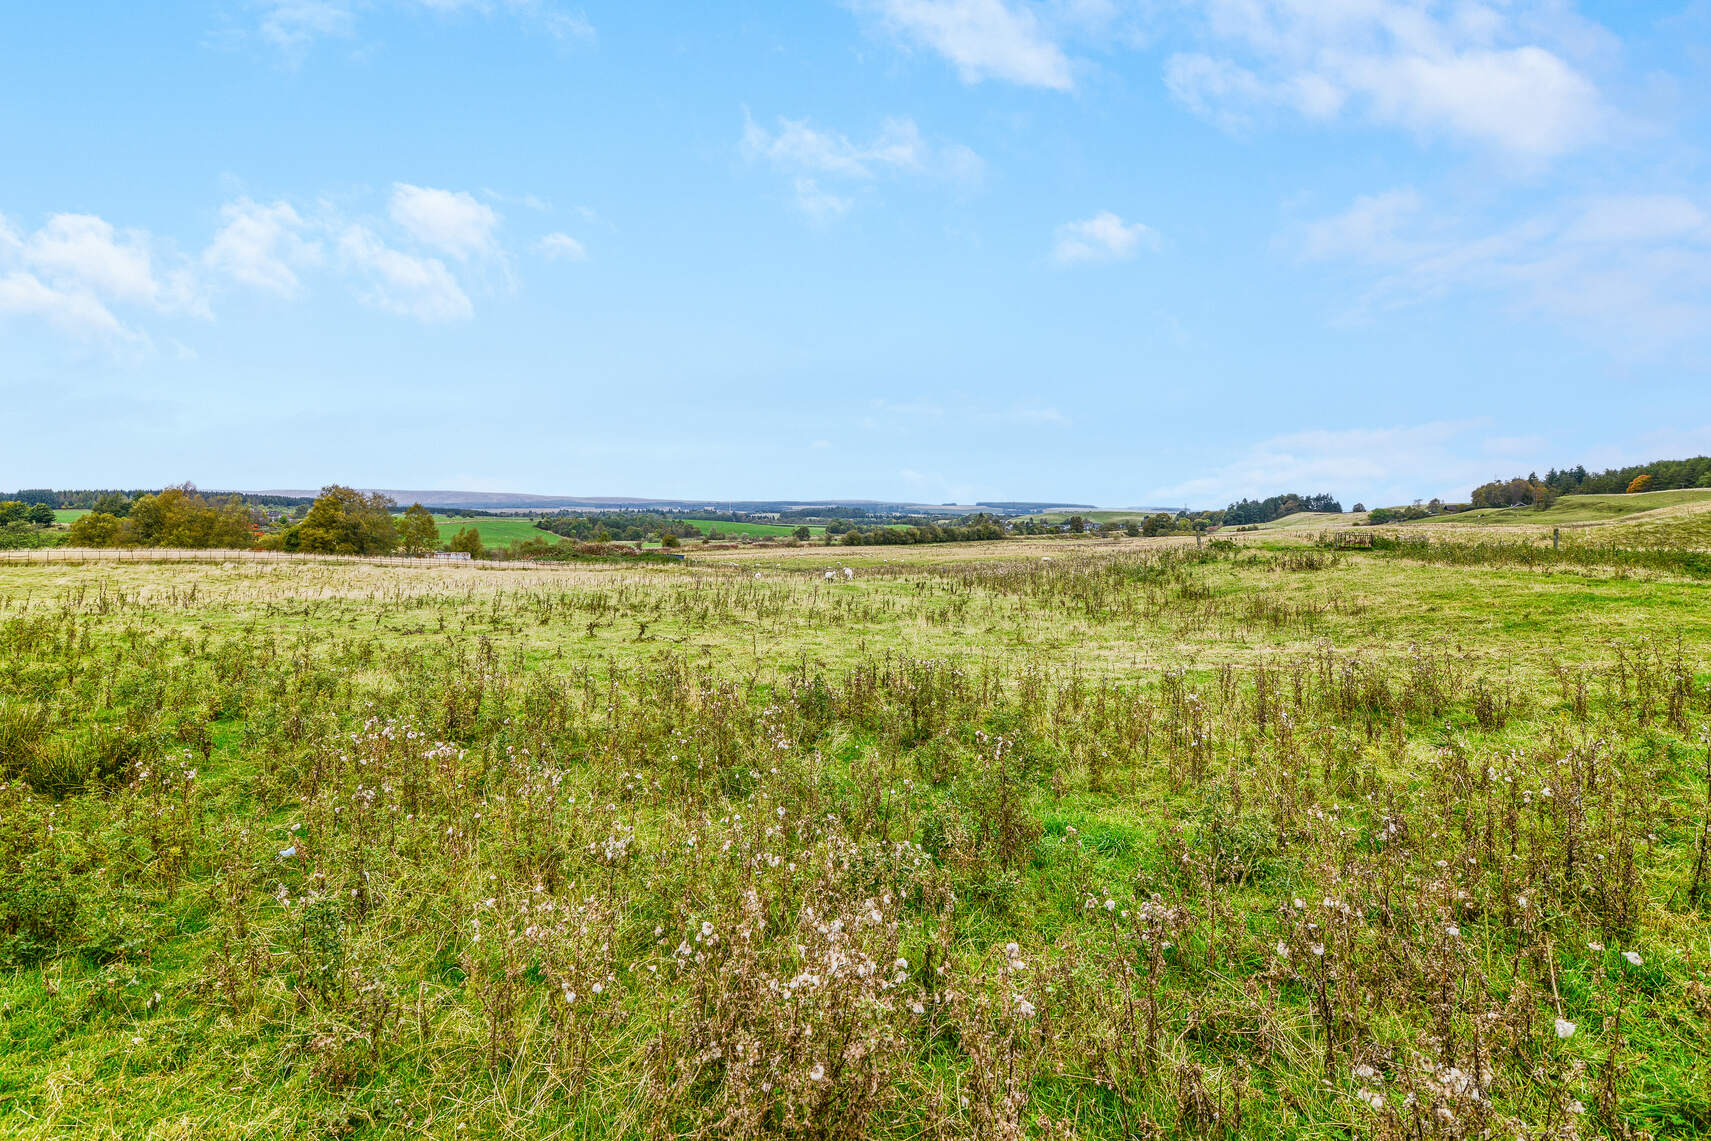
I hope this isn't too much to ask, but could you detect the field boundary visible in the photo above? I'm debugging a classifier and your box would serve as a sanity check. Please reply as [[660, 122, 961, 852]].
[[0, 547, 604, 571]]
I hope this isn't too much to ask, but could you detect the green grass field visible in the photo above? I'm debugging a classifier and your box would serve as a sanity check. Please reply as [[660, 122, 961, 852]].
[[1, 540, 1708, 1138], [429, 515, 553, 547], [1405, 488, 1711, 527], [1599, 502, 1711, 549]]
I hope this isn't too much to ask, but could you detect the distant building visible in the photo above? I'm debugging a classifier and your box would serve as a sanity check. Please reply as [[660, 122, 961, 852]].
[[430, 551, 473, 561]]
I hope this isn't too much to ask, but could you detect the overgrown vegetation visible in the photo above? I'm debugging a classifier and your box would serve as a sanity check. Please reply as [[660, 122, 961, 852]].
[[1, 542, 1708, 1139]]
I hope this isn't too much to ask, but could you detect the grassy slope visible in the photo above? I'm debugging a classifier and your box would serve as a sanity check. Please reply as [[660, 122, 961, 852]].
[[1407, 488, 1711, 527], [1597, 498, 1711, 549], [1242, 511, 1366, 531]]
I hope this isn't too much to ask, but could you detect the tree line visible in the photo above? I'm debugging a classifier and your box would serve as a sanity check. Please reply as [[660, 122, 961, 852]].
[[836, 515, 1008, 545], [1469, 455, 1711, 508], [1221, 492, 1343, 526], [63, 485, 487, 558], [67, 486, 258, 548], [0, 500, 59, 550], [535, 512, 705, 543]]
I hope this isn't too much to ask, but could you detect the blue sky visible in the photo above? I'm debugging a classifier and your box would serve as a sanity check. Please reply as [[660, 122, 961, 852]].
[[2, 1, 1709, 508]]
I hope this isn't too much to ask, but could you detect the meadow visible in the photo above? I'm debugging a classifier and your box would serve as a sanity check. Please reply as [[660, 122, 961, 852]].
[[431, 516, 552, 547], [1402, 490, 1711, 529], [1, 535, 1709, 1139]]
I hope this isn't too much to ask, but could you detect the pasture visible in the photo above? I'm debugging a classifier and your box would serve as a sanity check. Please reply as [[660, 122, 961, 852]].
[[1, 535, 1709, 1139], [1410, 489, 1711, 528], [430, 515, 552, 547]]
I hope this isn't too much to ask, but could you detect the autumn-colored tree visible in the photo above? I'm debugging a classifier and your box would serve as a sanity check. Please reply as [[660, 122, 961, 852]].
[[1626, 473, 1654, 494], [296, 486, 400, 555], [125, 484, 254, 548], [68, 512, 126, 547], [398, 503, 440, 555]]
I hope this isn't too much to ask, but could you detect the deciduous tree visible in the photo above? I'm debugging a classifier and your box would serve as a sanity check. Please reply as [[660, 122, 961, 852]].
[[448, 526, 484, 557], [296, 486, 400, 555], [398, 503, 440, 555]]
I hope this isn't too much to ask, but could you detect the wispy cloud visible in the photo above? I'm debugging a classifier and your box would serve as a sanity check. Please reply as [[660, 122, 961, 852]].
[[741, 112, 983, 218], [535, 232, 587, 261], [257, 0, 356, 62], [203, 198, 323, 297], [1165, 0, 1610, 160], [856, 0, 1074, 90], [337, 224, 473, 322], [1149, 419, 1511, 507], [1052, 211, 1156, 265], [1291, 187, 1711, 349], [248, 0, 593, 63]]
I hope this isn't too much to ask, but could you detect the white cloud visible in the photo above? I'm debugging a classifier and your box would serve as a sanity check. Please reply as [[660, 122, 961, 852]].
[[742, 114, 927, 179], [252, 0, 592, 60], [741, 113, 982, 218], [204, 198, 322, 296], [1297, 188, 1430, 263], [0, 210, 205, 347], [389, 184, 501, 260], [257, 1, 356, 62], [862, 0, 1075, 90], [1052, 211, 1156, 265], [26, 214, 166, 308], [1150, 419, 1504, 507], [535, 232, 587, 261], [791, 179, 855, 221], [3, 181, 529, 348], [1563, 195, 1709, 245], [1167, 0, 1608, 159], [338, 225, 473, 322], [0, 271, 133, 343], [1294, 187, 1711, 347]]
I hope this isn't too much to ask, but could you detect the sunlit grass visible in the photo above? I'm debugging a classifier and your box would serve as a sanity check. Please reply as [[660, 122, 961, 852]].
[[1, 543, 1708, 1139]]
